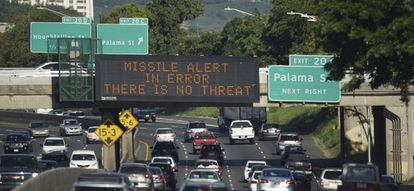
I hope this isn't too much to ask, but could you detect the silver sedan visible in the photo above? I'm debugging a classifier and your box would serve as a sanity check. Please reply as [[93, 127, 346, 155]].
[[257, 168, 296, 191]]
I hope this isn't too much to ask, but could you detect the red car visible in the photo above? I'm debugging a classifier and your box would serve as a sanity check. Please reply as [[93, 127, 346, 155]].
[[192, 131, 217, 154]]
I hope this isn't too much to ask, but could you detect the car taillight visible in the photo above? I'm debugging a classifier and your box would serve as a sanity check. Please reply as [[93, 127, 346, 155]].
[[279, 140, 285, 144], [283, 179, 295, 185], [144, 173, 151, 179], [319, 180, 324, 187], [229, 130, 233, 134], [259, 179, 268, 184], [186, 130, 193, 134], [264, 130, 268, 133], [250, 180, 258, 184], [276, 129, 281, 132], [295, 140, 301, 144], [156, 176, 164, 181], [252, 129, 255, 134]]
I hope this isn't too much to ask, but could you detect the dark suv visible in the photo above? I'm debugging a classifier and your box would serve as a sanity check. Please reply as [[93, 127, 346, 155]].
[[151, 141, 179, 162], [199, 144, 224, 166], [4, 133, 33, 153], [0, 154, 41, 189]]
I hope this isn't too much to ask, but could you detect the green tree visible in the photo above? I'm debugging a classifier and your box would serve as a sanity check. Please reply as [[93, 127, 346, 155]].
[[319, 0, 414, 101], [99, 3, 151, 23]]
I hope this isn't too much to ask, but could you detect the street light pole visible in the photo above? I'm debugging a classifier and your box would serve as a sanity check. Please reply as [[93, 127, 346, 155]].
[[286, 11, 317, 22], [37, 7, 69, 17], [224, 7, 254, 16]]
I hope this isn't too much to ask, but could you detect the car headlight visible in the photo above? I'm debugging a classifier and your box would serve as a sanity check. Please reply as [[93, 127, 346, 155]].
[[32, 173, 38, 178]]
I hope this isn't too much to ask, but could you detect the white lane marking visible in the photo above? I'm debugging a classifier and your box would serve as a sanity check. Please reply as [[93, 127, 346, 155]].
[[77, 139, 81, 142], [185, 155, 188, 159]]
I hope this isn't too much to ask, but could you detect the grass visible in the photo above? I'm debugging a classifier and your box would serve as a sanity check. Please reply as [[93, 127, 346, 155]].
[[311, 116, 340, 158], [157, 107, 219, 118]]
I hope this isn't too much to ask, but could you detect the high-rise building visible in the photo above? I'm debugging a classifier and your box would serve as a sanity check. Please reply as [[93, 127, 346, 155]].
[[10, 0, 94, 19]]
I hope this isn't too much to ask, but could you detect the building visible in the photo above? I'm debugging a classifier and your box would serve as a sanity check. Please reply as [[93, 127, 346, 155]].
[[10, 0, 94, 19]]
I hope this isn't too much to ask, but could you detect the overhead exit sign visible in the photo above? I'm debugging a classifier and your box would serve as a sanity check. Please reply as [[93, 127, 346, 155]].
[[289, 55, 334, 66], [97, 24, 148, 55], [62, 17, 91, 24], [268, 65, 340, 103], [119, 18, 148, 25]]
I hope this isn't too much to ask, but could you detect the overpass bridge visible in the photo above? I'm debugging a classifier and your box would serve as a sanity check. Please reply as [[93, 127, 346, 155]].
[[1, 71, 414, 182]]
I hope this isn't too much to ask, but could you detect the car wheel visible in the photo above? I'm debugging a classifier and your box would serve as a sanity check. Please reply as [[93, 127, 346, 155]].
[[145, 119, 149, 123], [193, 148, 197, 154], [259, 134, 264, 140], [250, 139, 255, 144], [152, 118, 156, 122], [229, 138, 234, 145]]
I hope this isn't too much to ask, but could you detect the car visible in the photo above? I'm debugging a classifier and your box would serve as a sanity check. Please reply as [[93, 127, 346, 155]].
[[133, 108, 157, 122], [319, 168, 342, 191], [228, 120, 255, 144], [0, 154, 41, 189], [38, 160, 58, 171], [63, 110, 86, 118], [48, 109, 66, 116], [276, 133, 303, 155], [187, 169, 222, 182], [41, 137, 68, 154], [184, 121, 208, 142], [281, 145, 307, 165], [257, 168, 296, 191], [249, 170, 262, 191], [338, 163, 381, 191], [380, 175, 399, 191], [4, 132, 33, 153], [85, 126, 100, 143], [244, 160, 267, 181], [257, 123, 280, 140], [41, 150, 68, 165], [195, 159, 223, 177], [59, 119, 83, 136], [154, 128, 176, 142], [151, 156, 178, 172], [148, 166, 167, 191], [149, 162, 177, 191], [70, 172, 135, 191], [199, 144, 224, 166], [151, 141, 179, 162], [118, 163, 154, 191], [193, 131, 217, 154], [69, 150, 99, 169], [179, 179, 230, 191], [284, 153, 312, 171], [28, 120, 50, 137], [292, 170, 318, 191], [247, 165, 270, 182]]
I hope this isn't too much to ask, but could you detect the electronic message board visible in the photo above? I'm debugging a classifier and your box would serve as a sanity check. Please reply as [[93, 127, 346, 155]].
[[95, 55, 259, 104]]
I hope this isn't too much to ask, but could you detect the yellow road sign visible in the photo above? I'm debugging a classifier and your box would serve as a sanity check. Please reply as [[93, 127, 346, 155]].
[[95, 119, 124, 147], [119, 110, 138, 133]]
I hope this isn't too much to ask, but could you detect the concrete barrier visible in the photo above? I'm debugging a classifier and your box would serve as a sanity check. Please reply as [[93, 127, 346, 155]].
[[13, 168, 101, 191]]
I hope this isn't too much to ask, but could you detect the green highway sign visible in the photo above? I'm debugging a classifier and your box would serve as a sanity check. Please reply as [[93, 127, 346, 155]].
[[289, 54, 334, 66], [62, 17, 92, 24], [97, 24, 148, 55], [268, 65, 340, 103], [30, 22, 92, 53], [119, 18, 149, 25]]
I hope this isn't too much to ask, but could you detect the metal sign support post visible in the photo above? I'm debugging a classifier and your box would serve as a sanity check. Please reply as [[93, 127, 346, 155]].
[[101, 108, 122, 171]]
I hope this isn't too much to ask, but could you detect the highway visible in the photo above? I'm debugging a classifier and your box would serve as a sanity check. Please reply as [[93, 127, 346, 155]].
[[135, 116, 336, 190]]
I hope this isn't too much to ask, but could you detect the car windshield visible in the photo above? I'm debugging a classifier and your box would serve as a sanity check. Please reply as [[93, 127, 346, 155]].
[[153, 158, 172, 164], [73, 187, 124, 191], [189, 171, 219, 180], [253, 172, 262, 179], [196, 161, 218, 167], [280, 135, 299, 141], [65, 120, 79, 125], [195, 133, 215, 139], [30, 122, 46, 128], [231, 122, 250, 127], [344, 166, 377, 182], [0, 155, 37, 169], [149, 163, 172, 173], [248, 163, 265, 168], [201, 145, 220, 152], [157, 129, 173, 134], [88, 128, 98, 133], [262, 170, 291, 178], [324, 171, 342, 180], [72, 154, 95, 161], [263, 124, 278, 129], [149, 167, 163, 175], [44, 139, 64, 146], [119, 166, 147, 174], [6, 135, 27, 142], [189, 123, 206, 129], [154, 142, 175, 150]]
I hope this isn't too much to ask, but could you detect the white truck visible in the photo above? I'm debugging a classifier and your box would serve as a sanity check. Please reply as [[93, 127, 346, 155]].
[[229, 120, 255, 144]]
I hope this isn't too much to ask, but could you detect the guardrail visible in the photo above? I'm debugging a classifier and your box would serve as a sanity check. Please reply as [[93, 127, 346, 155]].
[[13, 168, 101, 191]]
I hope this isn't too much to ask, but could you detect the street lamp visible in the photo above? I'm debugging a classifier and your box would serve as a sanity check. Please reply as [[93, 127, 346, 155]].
[[37, 7, 69, 17], [287, 11, 317, 22], [224, 7, 254, 16]]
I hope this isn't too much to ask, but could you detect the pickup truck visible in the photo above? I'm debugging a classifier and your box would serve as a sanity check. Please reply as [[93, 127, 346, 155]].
[[229, 120, 255, 144], [338, 163, 381, 191]]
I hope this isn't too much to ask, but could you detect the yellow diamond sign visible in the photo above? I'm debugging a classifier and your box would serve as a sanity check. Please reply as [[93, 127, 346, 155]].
[[95, 119, 124, 147], [119, 110, 138, 133]]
